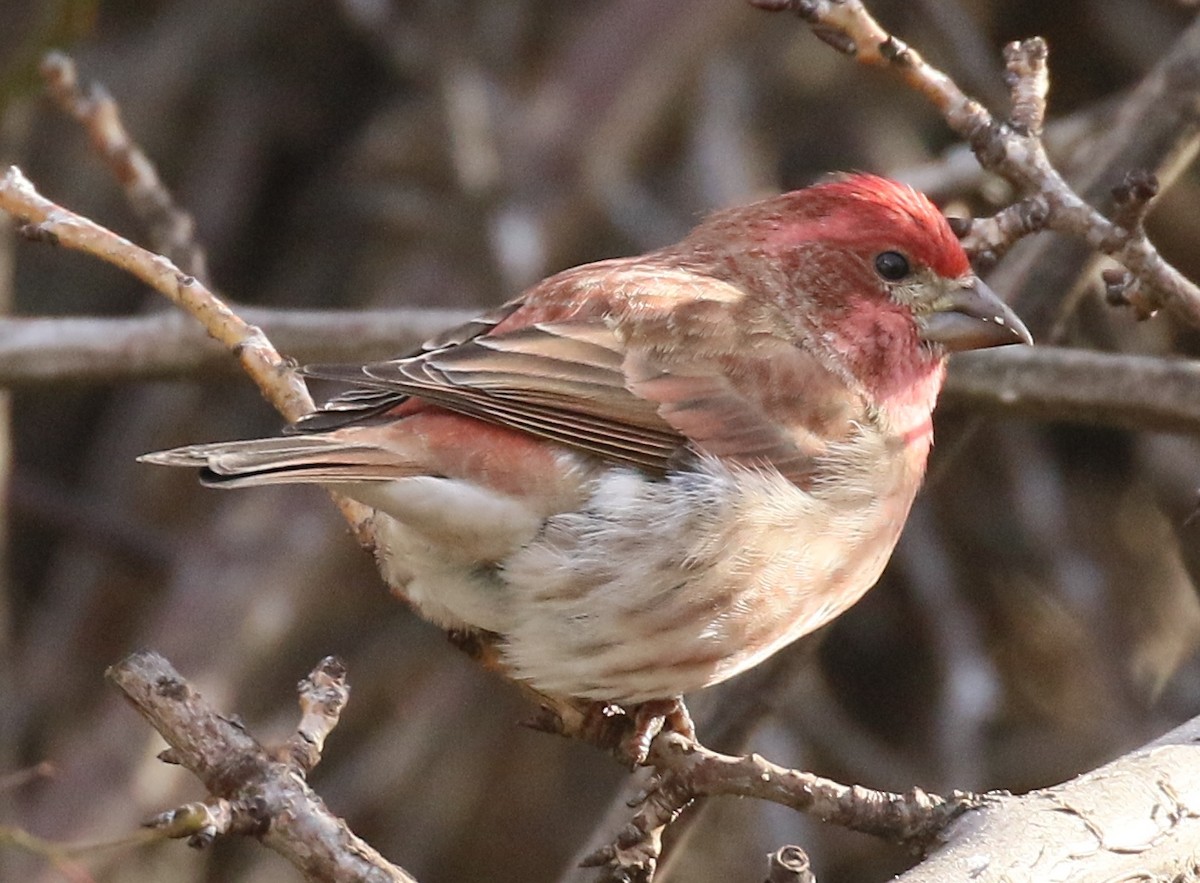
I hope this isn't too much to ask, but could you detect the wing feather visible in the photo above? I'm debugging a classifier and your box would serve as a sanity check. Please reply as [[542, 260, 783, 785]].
[[289, 265, 863, 482]]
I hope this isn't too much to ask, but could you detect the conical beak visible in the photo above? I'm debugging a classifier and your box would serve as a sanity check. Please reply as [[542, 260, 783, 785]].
[[918, 278, 1033, 352]]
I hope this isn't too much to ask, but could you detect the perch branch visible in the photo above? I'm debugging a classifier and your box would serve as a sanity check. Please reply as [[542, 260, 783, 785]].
[[579, 732, 981, 881], [581, 707, 1200, 883]]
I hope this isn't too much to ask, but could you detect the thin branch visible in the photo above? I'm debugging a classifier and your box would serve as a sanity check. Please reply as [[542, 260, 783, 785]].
[[0, 815, 161, 883], [998, 16, 1200, 338], [1109, 168, 1159, 234], [39, 51, 209, 280], [107, 651, 418, 883], [282, 656, 351, 775], [953, 197, 1048, 270], [0, 166, 310, 420], [651, 736, 973, 842], [0, 826, 99, 883], [0, 164, 376, 542], [751, 0, 1200, 328]]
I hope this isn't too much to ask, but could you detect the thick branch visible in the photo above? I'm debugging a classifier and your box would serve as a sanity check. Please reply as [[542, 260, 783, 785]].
[[942, 347, 1200, 435], [897, 713, 1200, 882], [0, 309, 475, 385], [1, 313, 1196, 437]]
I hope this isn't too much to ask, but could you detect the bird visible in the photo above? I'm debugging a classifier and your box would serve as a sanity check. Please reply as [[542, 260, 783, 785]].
[[142, 173, 1031, 759]]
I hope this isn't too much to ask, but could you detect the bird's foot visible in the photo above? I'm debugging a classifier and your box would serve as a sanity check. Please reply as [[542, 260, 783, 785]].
[[576, 697, 695, 767], [627, 698, 694, 766]]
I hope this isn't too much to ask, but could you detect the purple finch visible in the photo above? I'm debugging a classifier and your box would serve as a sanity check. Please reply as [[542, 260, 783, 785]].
[[144, 174, 1029, 748]]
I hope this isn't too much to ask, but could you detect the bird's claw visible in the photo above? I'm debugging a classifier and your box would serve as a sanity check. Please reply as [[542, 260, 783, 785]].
[[626, 698, 695, 766], [575, 697, 695, 766]]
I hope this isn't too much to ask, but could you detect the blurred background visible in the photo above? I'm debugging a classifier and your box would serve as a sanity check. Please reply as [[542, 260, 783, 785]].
[[2, 0, 1200, 881]]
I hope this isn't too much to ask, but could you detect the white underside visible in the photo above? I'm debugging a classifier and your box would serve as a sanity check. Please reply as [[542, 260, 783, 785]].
[[341, 440, 918, 703]]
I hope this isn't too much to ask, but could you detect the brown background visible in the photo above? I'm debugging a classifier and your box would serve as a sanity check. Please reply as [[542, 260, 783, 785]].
[[3, 1, 1200, 881]]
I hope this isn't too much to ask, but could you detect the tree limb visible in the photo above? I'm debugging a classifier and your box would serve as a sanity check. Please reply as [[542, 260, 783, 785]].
[[1, 311, 1196, 438], [896, 712, 1200, 882], [0, 309, 474, 385]]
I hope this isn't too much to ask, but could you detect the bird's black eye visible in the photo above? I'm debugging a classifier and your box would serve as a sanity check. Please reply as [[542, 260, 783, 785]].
[[875, 251, 911, 281]]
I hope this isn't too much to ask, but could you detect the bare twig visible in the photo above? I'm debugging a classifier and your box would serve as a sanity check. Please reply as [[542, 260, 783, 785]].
[[954, 197, 1049, 270], [996, 16, 1200, 338], [0, 166, 309, 420], [108, 651, 418, 883], [1109, 168, 1160, 234], [0, 820, 160, 883], [652, 736, 976, 842], [651, 649, 815, 881], [751, 0, 1200, 327], [144, 799, 250, 849], [39, 51, 208, 281], [282, 656, 350, 775], [0, 164, 377, 542], [0, 826, 99, 883]]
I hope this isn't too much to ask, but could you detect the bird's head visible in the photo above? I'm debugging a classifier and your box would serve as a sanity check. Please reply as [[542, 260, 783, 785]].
[[685, 173, 1030, 403]]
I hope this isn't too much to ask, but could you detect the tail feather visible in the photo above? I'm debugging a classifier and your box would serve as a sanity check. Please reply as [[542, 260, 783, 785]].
[[138, 436, 418, 488]]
